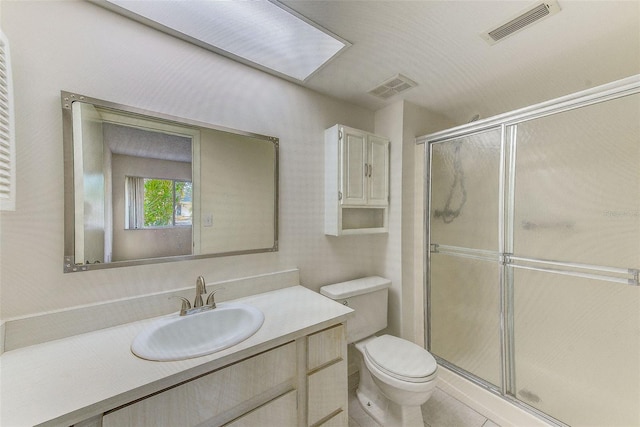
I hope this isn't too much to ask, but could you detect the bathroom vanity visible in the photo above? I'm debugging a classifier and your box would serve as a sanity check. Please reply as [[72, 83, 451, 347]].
[[0, 286, 352, 427]]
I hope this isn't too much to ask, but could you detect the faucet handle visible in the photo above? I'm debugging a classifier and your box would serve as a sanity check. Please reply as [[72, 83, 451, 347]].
[[205, 288, 224, 309], [170, 296, 191, 316]]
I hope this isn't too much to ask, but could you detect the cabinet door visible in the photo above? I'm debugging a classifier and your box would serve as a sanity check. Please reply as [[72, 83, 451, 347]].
[[225, 390, 297, 427], [340, 128, 367, 206], [367, 135, 389, 206], [103, 343, 296, 427], [307, 361, 347, 426]]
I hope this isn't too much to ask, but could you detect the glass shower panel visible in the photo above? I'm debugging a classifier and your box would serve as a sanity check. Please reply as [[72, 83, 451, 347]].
[[430, 253, 502, 388], [430, 128, 502, 251], [513, 269, 640, 426], [513, 93, 640, 268]]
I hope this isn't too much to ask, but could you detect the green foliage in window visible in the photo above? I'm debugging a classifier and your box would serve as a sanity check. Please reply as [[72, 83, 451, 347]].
[[142, 179, 193, 227], [144, 179, 173, 227]]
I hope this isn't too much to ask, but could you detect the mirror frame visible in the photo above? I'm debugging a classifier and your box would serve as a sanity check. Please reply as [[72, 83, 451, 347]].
[[62, 91, 279, 273]]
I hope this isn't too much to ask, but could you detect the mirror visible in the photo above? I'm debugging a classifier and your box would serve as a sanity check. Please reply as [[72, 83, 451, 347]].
[[62, 92, 278, 273]]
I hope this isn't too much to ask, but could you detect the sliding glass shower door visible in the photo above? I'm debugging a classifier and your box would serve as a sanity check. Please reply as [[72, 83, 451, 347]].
[[426, 81, 640, 426], [429, 129, 503, 389]]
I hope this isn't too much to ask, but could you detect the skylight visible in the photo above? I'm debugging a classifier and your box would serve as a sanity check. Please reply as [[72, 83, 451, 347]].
[[100, 0, 350, 82]]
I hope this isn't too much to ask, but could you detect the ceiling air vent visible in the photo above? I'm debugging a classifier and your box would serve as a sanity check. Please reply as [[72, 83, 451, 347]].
[[368, 74, 418, 100], [481, 0, 561, 45]]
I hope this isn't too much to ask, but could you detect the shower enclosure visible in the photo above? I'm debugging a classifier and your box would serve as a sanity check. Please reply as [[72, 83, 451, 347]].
[[418, 75, 640, 426]]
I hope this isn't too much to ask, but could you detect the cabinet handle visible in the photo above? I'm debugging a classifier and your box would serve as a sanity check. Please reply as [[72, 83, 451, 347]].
[[364, 163, 369, 177], [368, 164, 372, 177]]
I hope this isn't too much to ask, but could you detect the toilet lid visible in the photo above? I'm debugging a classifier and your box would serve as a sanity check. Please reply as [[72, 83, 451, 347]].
[[365, 335, 437, 382]]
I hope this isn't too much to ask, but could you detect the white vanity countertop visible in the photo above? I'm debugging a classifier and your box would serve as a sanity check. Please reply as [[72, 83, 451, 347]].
[[0, 285, 353, 427]]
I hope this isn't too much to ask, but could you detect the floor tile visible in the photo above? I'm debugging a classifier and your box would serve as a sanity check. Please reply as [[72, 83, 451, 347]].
[[421, 388, 487, 427], [349, 385, 501, 427]]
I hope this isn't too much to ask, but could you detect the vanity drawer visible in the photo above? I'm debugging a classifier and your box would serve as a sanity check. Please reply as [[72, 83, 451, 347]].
[[103, 342, 296, 427], [307, 324, 346, 371], [307, 359, 347, 426]]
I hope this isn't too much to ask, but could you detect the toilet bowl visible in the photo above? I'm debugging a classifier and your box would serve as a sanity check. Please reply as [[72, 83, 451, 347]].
[[355, 335, 437, 426], [319, 277, 438, 427]]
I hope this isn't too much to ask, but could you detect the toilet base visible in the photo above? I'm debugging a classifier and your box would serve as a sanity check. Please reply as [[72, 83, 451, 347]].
[[356, 387, 386, 426], [357, 387, 425, 427], [355, 348, 428, 427]]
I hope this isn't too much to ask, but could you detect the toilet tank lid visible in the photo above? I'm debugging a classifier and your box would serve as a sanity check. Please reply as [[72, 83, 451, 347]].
[[320, 276, 391, 299]]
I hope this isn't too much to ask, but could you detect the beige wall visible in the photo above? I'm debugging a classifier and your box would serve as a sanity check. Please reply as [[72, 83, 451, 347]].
[[374, 100, 453, 341], [0, 1, 380, 320]]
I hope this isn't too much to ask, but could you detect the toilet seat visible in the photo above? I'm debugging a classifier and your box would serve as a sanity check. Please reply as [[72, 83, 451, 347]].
[[364, 335, 437, 383]]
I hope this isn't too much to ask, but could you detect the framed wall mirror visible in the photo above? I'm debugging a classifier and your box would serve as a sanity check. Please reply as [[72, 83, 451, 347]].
[[62, 92, 278, 273]]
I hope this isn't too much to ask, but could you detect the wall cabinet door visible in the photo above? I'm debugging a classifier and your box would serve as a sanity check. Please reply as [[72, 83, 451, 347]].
[[340, 127, 389, 207], [366, 134, 390, 206], [341, 128, 367, 205]]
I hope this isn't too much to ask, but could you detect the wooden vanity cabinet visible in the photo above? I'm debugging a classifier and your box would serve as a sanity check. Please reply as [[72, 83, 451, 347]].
[[99, 323, 348, 427]]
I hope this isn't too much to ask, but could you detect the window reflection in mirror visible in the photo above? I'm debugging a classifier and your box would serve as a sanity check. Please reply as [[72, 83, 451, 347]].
[[124, 178, 193, 229], [62, 92, 278, 273]]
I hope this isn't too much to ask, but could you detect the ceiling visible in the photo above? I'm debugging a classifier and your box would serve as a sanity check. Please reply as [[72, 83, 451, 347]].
[[104, 123, 192, 163], [279, 0, 640, 125]]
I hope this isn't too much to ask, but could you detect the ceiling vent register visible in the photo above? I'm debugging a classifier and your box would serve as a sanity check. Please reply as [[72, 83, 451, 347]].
[[482, 0, 561, 45], [369, 74, 418, 100]]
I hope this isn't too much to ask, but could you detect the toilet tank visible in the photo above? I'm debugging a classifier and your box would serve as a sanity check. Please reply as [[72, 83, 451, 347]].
[[320, 276, 391, 343]]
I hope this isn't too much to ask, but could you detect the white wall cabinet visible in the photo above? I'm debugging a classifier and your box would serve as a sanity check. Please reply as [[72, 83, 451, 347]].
[[325, 125, 389, 236], [100, 323, 348, 427]]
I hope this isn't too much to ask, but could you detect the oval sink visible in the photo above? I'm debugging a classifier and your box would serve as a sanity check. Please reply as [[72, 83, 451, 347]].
[[131, 302, 264, 361]]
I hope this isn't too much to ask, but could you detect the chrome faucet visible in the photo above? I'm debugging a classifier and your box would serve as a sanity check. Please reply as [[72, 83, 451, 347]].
[[194, 275, 207, 307], [171, 276, 224, 316]]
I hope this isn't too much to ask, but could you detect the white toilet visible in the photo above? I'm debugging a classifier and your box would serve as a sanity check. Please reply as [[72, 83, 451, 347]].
[[320, 276, 438, 427]]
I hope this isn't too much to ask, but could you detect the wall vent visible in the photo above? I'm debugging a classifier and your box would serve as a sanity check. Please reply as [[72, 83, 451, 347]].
[[368, 74, 418, 100], [481, 0, 561, 45]]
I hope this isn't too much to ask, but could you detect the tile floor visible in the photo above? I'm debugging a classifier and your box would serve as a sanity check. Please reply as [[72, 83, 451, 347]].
[[348, 386, 501, 427]]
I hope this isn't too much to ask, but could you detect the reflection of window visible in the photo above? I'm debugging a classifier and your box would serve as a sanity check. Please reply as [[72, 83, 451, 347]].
[[125, 176, 192, 229]]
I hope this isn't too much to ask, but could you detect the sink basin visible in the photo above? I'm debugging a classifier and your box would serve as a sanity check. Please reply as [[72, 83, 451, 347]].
[[131, 302, 264, 361]]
